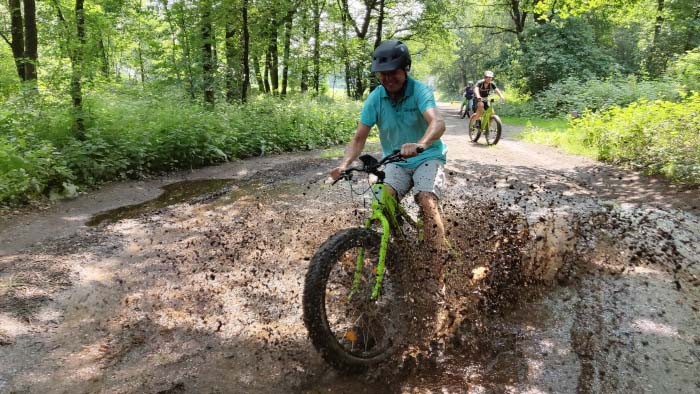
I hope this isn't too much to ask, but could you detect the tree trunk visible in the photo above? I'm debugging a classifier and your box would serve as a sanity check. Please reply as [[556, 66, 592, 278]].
[[201, 0, 215, 104], [137, 40, 146, 84], [299, 10, 309, 93], [369, 0, 384, 92], [241, 0, 250, 102], [9, 0, 26, 81], [71, 0, 86, 138], [312, 0, 322, 94], [98, 39, 110, 78], [268, 20, 279, 94], [281, 10, 295, 96], [509, 0, 527, 47], [264, 49, 272, 93], [253, 56, 265, 93], [22, 0, 37, 83], [225, 20, 238, 102], [646, 0, 666, 74], [337, 0, 375, 99]]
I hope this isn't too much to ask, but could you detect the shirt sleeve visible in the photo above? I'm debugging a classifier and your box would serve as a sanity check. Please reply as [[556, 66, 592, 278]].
[[415, 83, 436, 114], [360, 89, 379, 127]]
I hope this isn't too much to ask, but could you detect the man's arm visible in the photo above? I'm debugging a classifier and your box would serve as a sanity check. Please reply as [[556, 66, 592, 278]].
[[401, 107, 445, 157], [330, 123, 371, 180]]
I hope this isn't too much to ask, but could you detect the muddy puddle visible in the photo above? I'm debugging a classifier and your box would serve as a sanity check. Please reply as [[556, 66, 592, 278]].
[[86, 179, 236, 226], [2, 156, 699, 393]]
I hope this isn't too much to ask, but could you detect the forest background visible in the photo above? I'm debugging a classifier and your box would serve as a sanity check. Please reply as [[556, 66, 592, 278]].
[[1, 0, 698, 207]]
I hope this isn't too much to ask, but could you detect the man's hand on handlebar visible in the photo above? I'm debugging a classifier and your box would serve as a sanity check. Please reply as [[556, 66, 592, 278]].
[[400, 143, 424, 158], [330, 166, 346, 181]]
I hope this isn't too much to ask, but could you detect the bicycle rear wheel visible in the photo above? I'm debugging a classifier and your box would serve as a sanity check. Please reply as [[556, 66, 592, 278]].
[[468, 116, 481, 142], [484, 115, 503, 145], [303, 227, 405, 372]]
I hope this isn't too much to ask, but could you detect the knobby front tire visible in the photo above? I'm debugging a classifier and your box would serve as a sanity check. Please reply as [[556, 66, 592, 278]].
[[302, 227, 404, 373], [484, 115, 502, 145], [468, 116, 481, 142]]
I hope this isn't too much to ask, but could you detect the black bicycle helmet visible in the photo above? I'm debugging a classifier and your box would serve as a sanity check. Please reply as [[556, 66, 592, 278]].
[[371, 40, 412, 72]]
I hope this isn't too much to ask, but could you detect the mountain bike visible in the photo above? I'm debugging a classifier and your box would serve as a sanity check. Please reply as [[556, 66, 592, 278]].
[[302, 149, 422, 372], [468, 97, 503, 145]]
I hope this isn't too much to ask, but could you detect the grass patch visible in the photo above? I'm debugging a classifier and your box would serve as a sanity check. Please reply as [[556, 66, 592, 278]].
[[504, 116, 598, 158]]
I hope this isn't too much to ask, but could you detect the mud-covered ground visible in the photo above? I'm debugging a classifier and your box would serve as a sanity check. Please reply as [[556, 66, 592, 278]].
[[1, 103, 699, 393]]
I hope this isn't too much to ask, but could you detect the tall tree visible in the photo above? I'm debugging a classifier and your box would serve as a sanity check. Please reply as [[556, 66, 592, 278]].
[[200, 0, 215, 104], [52, 0, 87, 137], [9, 0, 26, 80], [281, 7, 296, 96], [241, 0, 250, 102], [6, 0, 36, 84], [22, 0, 37, 83]]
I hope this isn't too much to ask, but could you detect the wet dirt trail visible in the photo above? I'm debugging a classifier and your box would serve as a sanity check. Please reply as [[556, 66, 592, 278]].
[[1, 103, 698, 393]]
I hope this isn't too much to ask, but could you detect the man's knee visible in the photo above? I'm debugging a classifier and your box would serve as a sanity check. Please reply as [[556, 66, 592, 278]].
[[416, 191, 439, 209]]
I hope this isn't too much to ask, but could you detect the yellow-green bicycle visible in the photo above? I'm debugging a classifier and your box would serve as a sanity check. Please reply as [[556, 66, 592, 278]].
[[303, 149, 423, 372], [468, 97, 503, 145]]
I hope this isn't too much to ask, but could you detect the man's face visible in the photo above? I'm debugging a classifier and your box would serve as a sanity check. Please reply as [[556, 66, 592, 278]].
[[376, 69, 407, 94], [484, 76, 493, 84]]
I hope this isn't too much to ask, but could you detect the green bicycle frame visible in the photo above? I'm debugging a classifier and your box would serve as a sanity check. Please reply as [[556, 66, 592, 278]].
[[350, 183, 418, 300], [480, 99, 495, 133]]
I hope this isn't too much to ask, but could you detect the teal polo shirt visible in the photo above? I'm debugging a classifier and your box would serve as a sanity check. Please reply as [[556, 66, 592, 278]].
[[360, 76, 447, 168]]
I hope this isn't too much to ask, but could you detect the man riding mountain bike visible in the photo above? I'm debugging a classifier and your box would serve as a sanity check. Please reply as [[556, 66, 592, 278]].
[[330, 40, 448, 253], [472, 70, 505, 128]]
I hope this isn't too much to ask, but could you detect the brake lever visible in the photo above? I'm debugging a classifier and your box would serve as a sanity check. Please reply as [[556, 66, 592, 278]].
[[331, 169, 356, 185]]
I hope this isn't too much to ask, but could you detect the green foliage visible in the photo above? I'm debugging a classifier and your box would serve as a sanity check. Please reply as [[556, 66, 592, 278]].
[[0, 46, 20, 100], [0, 87, 361, 206], [514, 18, 618, 94], [510, 76, 680, 118], [575, 94, 700, 184], [665, 48, 700, 94]]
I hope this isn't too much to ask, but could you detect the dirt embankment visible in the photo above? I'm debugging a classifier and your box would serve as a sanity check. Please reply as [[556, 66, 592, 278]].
[[1, 103, 699, 393]]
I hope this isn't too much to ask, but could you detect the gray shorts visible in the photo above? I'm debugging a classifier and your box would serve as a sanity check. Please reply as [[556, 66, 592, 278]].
[[384, 160, 446, 200]]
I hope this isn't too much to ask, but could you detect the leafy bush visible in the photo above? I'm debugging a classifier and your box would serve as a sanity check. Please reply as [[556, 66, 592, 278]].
[[665, 48, 700, 94], [533, 76, 680, 118], [574, 94, 700, 184], [0, 87, 361, 206]]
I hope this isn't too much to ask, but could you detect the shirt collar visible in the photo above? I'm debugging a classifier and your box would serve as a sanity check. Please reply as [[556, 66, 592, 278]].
[[379, 76, 415, 101]]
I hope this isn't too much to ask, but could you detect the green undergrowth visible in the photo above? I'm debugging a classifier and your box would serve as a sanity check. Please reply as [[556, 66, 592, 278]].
[[576, 95, 700, 184], [0, 88, 362, 206], [511, 94, 700, 184]]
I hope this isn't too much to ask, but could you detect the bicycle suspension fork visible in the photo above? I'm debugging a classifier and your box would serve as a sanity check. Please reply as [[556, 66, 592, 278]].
[[350, 184, 395, 301]]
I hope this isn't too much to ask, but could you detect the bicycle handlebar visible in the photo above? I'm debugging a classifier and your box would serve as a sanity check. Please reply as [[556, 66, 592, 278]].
[[332, 147, 424, 185]]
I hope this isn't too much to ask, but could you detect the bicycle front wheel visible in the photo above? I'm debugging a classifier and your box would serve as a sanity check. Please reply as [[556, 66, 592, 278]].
[[303, 227, 405, 373], [484, 115, 503, 145], [468, 116, 481, 142]]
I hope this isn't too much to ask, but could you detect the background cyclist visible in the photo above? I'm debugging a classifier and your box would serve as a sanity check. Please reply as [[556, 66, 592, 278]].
[[459, 81, 475, 119], [472, 70, 505, 127]]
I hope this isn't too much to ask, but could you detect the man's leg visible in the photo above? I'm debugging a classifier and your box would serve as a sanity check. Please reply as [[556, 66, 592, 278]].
[[474, 100, 485, 122], [416, 192, 446, 251]]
